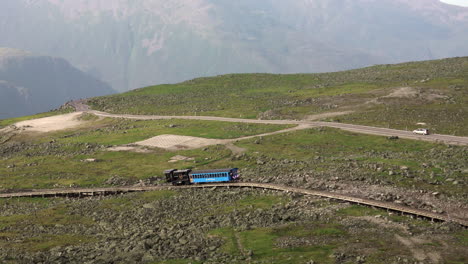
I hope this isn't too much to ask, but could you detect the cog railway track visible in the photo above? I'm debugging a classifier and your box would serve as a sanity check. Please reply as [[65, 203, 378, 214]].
[[1, 182, 466, 227]]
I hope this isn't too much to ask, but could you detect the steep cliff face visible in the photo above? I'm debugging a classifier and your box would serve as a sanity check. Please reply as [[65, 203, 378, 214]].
[[0, 0, 467, 91], [0, 48, 114, 119]]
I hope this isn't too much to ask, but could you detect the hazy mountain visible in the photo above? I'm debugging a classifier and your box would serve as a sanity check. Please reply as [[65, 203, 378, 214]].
[[1, 0, 467, 91], [0, 48, 114, 119]]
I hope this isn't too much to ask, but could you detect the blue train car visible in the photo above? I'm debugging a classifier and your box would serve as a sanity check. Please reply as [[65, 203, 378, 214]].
[[190, 168, 239, 184]]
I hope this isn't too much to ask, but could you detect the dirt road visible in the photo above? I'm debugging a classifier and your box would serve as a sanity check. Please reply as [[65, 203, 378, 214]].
[[90, 110, 468, 146]]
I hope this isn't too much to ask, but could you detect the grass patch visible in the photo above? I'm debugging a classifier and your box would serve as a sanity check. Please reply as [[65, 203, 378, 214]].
[[240, 227, 335, 263], [209, 228, 241, 256], [210, 194, 290, 215], [273, 223, 345, 237], [210, 223, 344, 263], [0, 205, 93, 229], [139, 190, 177, 201], [76, 112, 100, 121], [456, 230, 468, 246], [0, 144, 234, 189], [0, 197, 52, 206], [235, 194, 290, 210], [45, 118, 294, 146], [236, 127, 434, 161]]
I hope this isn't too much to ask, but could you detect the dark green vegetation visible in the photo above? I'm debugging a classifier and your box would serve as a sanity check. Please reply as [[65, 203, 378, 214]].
[[1, 189, 466, 263], [89, 57, 468, 135]]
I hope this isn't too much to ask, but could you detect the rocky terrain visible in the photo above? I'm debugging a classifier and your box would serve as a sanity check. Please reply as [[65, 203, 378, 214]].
[[0, 188, 466, 263]]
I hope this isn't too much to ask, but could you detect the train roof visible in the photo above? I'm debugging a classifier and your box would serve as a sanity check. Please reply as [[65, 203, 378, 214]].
[[190, 168, 237, 174], [164, 169, 191, 174]]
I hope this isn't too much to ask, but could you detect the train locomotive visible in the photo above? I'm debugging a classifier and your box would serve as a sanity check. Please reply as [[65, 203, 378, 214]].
[[164, 168, 239, 185]]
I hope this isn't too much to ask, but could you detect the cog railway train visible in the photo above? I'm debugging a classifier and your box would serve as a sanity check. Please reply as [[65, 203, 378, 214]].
[[164, 168, 239, 185]]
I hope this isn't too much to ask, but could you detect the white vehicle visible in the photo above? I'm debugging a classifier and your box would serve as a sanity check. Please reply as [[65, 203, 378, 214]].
[[413, 128, 429, 135]]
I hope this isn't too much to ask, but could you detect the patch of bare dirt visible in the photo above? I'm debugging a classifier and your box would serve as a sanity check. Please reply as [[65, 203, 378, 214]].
[[134, 134, 225, 151], [357, 216, 410, 233], [108, 125, 316, 153], [384, 87, 419, 98], [395, 234, 442, 263], [225, 143, 247, 155], [366, 87, 449, 105], [106, 146, 153, 153], [13, 112, 87, 132], [168, 155, 195, 163]]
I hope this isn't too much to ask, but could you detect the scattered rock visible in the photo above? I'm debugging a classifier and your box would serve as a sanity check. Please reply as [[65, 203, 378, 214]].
[[168, 155, 194, 163], [82, 158, 99, 162], [105, 176, 132, 186]]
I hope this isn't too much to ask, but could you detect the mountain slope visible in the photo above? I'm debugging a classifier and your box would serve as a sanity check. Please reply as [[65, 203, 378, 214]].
[[88, 56, 468, 136], [0, 0, 467, 91], [0, 48, 114, 119]]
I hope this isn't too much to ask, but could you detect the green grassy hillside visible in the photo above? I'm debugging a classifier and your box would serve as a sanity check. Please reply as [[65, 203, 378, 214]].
[[89, 57, 468, 135]]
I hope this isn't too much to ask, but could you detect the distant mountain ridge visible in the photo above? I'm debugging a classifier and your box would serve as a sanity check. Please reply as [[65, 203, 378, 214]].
[[1, 0, 467, 91], [0, 48, 114, 119]]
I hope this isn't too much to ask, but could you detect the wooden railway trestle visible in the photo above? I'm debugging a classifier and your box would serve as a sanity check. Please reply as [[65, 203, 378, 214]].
[[1, 182, 466, 227]]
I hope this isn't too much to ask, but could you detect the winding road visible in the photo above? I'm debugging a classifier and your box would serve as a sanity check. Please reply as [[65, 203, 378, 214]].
[[64, 98, 468, 146], [89, 110, 468, 146]]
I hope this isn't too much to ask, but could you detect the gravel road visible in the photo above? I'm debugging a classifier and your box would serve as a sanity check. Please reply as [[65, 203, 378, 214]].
[[90, 111, 468, 146]]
